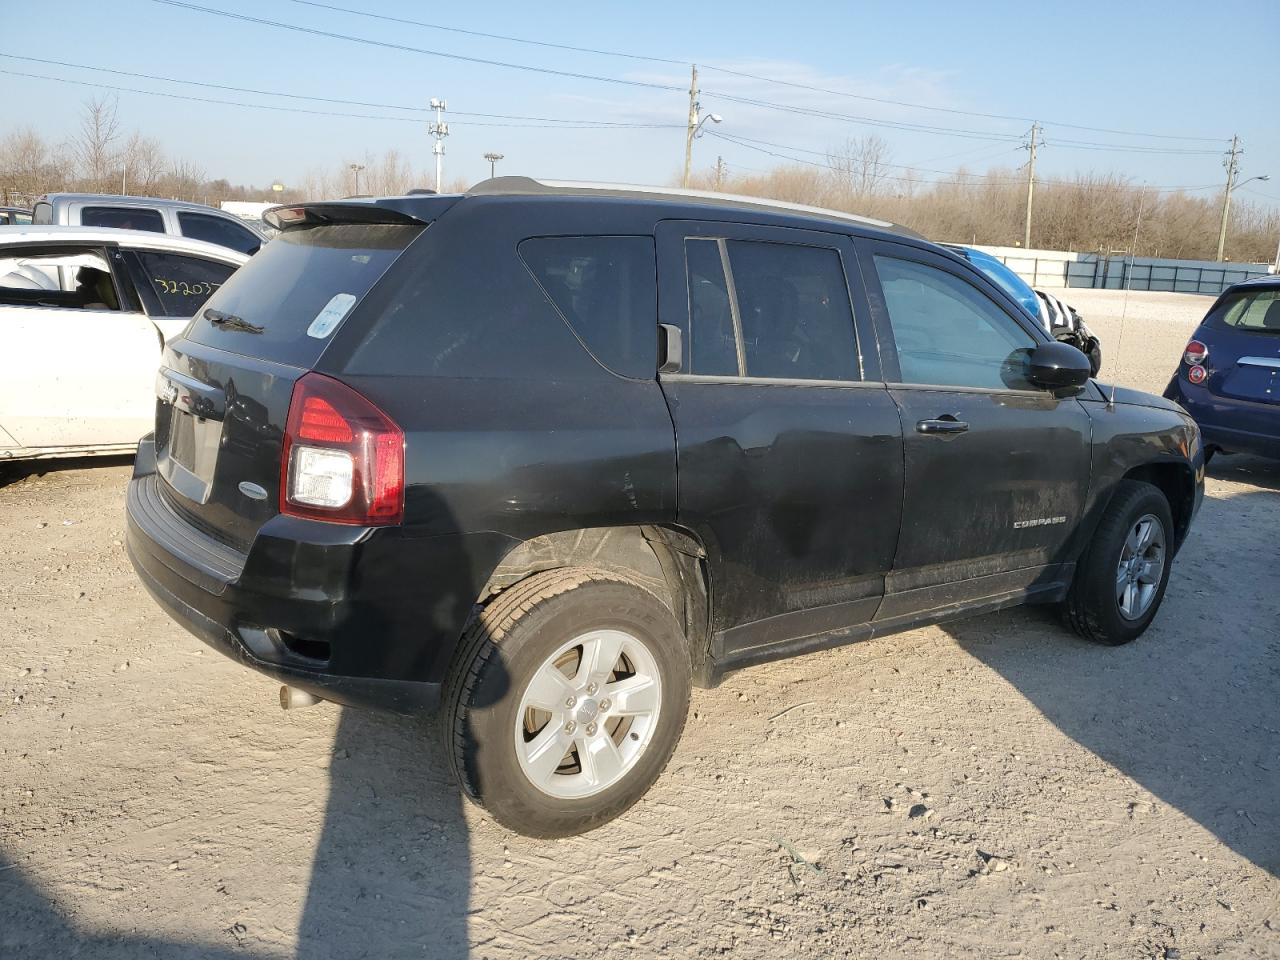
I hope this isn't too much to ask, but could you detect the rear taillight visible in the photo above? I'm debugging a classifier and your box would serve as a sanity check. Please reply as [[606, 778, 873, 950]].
[[1187, 364, 1208, 384], [281, 373, 404, 525], [1183, 339, 1209, 365]]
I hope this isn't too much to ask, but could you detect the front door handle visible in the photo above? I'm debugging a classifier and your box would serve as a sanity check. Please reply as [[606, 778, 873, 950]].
[[916, 415, 969, 435]]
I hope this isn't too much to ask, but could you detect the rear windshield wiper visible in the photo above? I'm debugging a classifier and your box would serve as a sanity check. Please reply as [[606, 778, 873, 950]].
[[204, 308, 263, 334]]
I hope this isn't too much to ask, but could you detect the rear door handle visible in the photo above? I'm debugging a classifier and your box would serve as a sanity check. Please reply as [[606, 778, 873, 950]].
[[916, 415, 969, 435]]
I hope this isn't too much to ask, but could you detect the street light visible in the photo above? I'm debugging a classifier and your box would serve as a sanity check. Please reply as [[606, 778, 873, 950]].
[[693, 113, 723, 138], [349, 163, 366, 195], [484, 152, 504, 179], [1217, 173, 1269, 261]]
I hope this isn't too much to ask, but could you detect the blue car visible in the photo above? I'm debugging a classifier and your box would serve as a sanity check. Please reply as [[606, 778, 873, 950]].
[[1164, 276, 1280, 462], [945, 245, 1101, 375]]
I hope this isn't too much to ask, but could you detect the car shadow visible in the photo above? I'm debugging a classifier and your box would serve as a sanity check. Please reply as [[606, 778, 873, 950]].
[[0, 853, 260, 959], [294, 709, 475, 959], [943, 481, 1280, 877], [1206, 452, 1280, 492], [0, 453, 134, 490]]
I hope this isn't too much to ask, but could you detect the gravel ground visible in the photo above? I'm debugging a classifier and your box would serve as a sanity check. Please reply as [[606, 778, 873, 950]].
[[2, 290, 1278, 960]]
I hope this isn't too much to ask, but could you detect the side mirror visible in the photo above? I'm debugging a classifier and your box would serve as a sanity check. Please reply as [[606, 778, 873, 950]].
[[1028, 340, 1091, 391]]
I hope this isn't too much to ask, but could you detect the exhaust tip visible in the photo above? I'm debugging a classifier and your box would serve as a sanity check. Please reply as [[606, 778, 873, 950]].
[[279, 685, 324, 710]]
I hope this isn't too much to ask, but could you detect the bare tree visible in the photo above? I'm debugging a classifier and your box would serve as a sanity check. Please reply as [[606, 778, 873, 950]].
[[163, 159, 206, 201], [827, 135, 892, 199], [120, 133, 167, 196], [72, 96, 122, 191], [0, 127, 73, 202]]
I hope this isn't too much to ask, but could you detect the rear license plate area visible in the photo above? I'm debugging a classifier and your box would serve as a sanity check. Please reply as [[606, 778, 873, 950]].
[[159, 408, 223, 504]]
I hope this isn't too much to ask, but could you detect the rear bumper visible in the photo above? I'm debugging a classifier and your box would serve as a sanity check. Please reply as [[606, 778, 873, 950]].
[[125, 438, 516, 714], [128, 532, 439, 712], [1165, 377, 1280, 460]]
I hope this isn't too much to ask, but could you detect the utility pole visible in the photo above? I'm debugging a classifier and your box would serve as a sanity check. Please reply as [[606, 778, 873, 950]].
[[1216, 134, 1241, 262], [429, 98, 449, 193], [714, 155, 726, 191], [1023, 122, 1040, 250], [484, 152, 504, 179], [682, 64, 699, 189]]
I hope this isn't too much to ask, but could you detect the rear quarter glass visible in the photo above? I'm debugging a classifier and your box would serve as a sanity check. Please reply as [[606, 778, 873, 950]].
[[184, 222, 421, 366]]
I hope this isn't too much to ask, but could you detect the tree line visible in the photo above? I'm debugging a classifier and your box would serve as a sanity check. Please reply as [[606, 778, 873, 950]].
[[2, 100, 1275, 263]]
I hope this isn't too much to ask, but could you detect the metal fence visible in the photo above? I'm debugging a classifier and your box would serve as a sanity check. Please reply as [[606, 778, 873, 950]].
[[974, 245, 1274, 297]]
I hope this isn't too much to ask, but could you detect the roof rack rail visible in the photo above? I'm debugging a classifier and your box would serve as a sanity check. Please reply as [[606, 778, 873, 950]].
[[465, 176, 921, 238]]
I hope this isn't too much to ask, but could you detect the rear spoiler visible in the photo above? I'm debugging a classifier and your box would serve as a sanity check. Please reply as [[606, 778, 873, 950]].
[[263, 196, 459, 232]]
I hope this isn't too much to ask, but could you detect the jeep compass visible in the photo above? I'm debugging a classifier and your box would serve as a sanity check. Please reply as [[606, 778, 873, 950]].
[[127, 177, 1203, 837]]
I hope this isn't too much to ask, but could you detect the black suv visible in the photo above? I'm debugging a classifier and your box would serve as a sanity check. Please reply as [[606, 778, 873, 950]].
[[126, 178, 1203, 837]]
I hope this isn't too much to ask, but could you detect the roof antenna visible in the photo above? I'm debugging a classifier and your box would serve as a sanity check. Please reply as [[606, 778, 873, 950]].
[[1109, 184, 1148, 409]]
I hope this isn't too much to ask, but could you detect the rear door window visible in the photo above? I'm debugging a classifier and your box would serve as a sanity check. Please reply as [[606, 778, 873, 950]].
[[0, 246, 121, 310], [518, 236, 656, 379], [726, 240, 858, 381], [184, 222, 420, 365], [122, 250, 238, 317], [177, 211, 262, 255], [81, 206, 166, 233], [676, 236, 859, 381]]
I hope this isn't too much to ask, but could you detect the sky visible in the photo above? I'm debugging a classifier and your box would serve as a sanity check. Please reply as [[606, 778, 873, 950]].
[[2, 0, 1278, 208]]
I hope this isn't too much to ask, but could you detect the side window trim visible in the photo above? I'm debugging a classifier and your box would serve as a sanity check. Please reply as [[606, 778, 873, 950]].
[[859, 239, 1050, 395], [656, 219, 871, 384], [716, 238, 748, 377], [119, 249, 164, 316]]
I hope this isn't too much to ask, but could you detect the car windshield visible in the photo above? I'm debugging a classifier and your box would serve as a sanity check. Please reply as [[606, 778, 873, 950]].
[[1217, 287, 1280, 334], [960, 248, 1041, 319]]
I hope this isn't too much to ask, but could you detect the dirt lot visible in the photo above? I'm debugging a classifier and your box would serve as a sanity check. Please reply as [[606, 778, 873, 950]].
[[2, 290, 1277, 959]]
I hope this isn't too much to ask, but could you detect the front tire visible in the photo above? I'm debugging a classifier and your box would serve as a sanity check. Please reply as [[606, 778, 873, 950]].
[[442, 568, 691, 838], [1065, 480, 1174, 645]]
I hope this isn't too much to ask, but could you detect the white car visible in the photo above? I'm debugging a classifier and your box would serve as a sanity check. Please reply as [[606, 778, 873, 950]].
[[0, 226, 249, 461]]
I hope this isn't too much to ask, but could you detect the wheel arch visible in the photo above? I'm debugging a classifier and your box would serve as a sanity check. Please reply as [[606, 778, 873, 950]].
[[1119, 460, 1197, 549], [475, 525, 715, 685]]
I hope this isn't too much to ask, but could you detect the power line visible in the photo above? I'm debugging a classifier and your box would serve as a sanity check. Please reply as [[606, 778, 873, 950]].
[[702, 90, 1224, 154], [0, 67, 686, 129], [709, 130, 1021, 177], [0, 51, 428, 111], [1239, 185, 1280, 202], [147, 0, 685, 91], [0, 51, 677, 126], [283, 0, 686, 66], [693, 90, 1027, 143], [1044, 136, 1222, 156], [272, 0, 1225, 143], [707, 130, 1221, 192], [699, 65, 1226, 143]]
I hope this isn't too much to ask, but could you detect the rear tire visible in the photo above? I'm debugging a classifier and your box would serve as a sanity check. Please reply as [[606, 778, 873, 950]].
[[1064, 480, 1174, 646], [442, 568, 691, 838]]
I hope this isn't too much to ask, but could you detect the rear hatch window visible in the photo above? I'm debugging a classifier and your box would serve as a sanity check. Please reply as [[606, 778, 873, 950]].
[[184, 222, 421, 366], [1216, 287, 1280, 334]]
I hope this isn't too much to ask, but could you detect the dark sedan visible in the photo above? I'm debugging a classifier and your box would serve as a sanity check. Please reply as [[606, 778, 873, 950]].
[[1165, 276, 1280, 461]]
